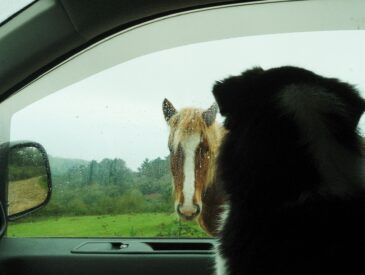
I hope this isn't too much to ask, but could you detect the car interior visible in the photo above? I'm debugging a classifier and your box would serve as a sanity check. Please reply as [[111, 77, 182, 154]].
[[0, 0, 364, 274]]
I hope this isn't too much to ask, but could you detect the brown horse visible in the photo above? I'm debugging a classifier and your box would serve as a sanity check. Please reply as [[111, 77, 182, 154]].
[[162, 98, 226, 236]]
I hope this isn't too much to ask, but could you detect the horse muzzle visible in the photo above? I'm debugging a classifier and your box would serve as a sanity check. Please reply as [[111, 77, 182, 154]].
[[177, 204, 201, 220]]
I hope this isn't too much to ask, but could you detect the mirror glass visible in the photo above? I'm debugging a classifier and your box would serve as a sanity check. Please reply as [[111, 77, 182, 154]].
[[7, 146, 49, 216]]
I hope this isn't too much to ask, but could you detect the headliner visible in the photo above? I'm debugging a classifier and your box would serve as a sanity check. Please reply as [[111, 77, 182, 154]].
[[0, 0, 262, 102]]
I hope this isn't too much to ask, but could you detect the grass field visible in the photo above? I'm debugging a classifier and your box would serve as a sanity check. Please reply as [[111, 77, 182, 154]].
[[7, 213, 209, 238]]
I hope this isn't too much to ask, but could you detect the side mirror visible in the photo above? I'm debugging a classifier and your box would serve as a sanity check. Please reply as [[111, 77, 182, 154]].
[[0, 141, 52, 221], [0, 202, 6, 237]]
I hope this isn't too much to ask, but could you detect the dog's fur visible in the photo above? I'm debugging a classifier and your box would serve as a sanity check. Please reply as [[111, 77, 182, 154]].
[[212, 66, 365, 275]]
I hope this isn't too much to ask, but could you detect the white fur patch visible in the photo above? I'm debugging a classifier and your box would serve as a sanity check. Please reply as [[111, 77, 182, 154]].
[[214, 248, 228, 275], [214, 204, 230, 275], [181, 133, 200, 209], [217, 203, 230, 232]]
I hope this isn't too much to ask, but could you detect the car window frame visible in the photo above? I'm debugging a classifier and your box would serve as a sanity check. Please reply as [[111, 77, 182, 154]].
[[1, 0, 365, 240]]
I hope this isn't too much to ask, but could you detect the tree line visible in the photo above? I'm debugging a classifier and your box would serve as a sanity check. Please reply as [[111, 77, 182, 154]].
[[32, 156, 174, 217], [8, 146, 48, 181]]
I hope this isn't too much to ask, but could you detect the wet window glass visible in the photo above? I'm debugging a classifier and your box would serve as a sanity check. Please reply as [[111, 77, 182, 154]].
[[7, 30, 365, 237]]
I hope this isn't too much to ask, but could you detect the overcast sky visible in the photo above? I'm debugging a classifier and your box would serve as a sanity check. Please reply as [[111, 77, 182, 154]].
[[10, 31, 365, 171]]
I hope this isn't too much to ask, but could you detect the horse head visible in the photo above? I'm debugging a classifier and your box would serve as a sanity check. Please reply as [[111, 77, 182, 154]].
[[163, 98, 220, 221]]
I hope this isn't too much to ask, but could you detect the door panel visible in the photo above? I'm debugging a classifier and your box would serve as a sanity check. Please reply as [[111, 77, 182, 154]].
[[0, 237, 216, 275]]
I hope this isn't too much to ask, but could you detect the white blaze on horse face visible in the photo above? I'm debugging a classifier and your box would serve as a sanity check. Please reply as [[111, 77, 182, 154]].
[[180, 133, 200, 212]]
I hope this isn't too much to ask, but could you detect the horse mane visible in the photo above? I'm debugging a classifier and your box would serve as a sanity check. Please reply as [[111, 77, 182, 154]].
[[168, 107, 225, 187]]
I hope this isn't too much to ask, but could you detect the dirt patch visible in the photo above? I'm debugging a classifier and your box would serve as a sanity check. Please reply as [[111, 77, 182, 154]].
[[8, 176, 48, 215]]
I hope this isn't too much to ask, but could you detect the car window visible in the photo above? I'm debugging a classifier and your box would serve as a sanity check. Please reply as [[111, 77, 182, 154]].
[[0, 0, 36, 25], [2, 1, 364, 238]]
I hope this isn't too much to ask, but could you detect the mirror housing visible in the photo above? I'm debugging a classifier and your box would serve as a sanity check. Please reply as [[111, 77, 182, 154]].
[[0, 201, 6, 237], [0, 141, 52, 221]]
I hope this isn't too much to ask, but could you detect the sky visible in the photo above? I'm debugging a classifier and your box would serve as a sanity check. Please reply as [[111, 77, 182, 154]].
[[10, 30, 365, 171]]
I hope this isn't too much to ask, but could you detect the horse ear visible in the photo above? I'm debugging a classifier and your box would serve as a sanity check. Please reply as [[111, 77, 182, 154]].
[[202, 103, 218, 127], [163, 98, 177, 122]]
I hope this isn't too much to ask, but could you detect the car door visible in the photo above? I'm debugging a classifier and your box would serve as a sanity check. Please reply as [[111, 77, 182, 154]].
[[0, 0, 365, 275]]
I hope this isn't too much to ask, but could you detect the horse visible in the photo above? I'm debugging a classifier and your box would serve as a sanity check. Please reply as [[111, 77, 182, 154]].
[[162, 98, 226, 236]]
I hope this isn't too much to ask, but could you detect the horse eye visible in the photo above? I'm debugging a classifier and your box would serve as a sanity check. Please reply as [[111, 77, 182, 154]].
[[200, 143, 209, 153], [168, 143, 173, 152]]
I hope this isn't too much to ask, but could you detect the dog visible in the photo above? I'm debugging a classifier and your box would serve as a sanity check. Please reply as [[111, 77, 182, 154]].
[[212, 66, 365, 275]]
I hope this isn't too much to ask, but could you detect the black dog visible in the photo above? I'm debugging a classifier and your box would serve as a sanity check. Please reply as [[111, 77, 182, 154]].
[[212, 66, 365, 275]]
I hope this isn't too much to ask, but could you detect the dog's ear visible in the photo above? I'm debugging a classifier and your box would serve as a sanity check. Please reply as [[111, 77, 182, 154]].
[[279, 82, 365, 138], [212, 67, 264, 117], [162, 98, 177, 122], [212, 79, 239, 117], [333, 83, 365, 132]]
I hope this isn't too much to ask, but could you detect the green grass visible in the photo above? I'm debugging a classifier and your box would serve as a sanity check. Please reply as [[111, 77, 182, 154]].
[[7, 213, 209, 238]]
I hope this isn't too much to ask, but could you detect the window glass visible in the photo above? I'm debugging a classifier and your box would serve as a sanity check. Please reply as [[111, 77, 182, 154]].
[[7, 30, 365, 237], [0, 0, 36, 24]]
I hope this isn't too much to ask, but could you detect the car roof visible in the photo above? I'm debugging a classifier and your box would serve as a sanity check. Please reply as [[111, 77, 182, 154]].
[[0, 0, 263, 102]]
